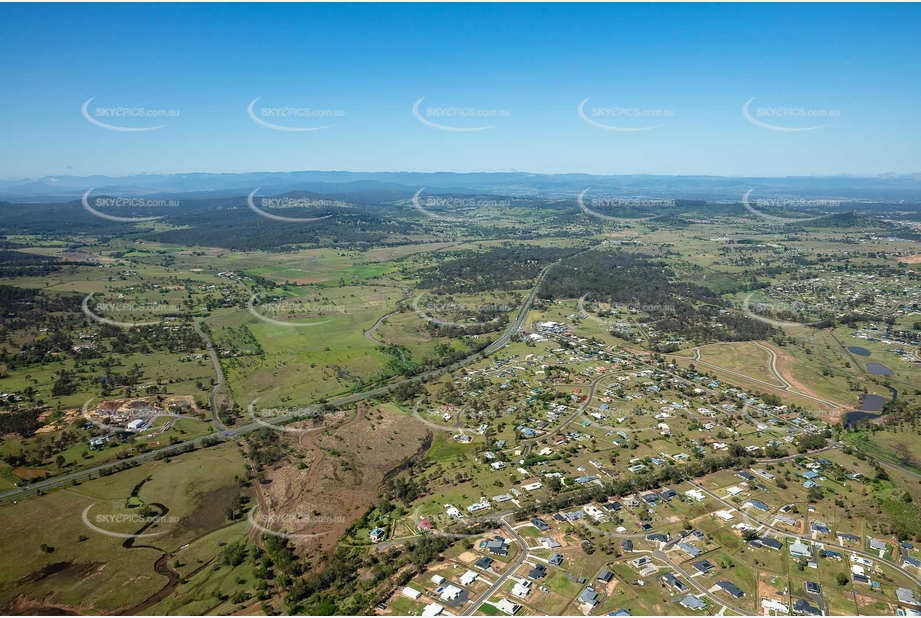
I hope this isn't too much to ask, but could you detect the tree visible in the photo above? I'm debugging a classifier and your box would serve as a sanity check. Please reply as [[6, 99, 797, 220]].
[[836, 572, 849, 586], [807, 485, 824, 503]]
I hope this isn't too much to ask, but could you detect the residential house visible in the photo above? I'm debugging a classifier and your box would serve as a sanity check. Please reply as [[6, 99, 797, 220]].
[[421, 603, 445, 617], [460, 570, 478, 586], [661, 573, 689, 593], [792, 599, 822, 616], [897, 588, 920, 607], [474, 556, 494, 571], [679, 594, 707, 611], [790, 541, 812, 558], [868, 537, 888, 553], [495, 599, 520, 615], [439, 585, 463, 602], [578, 588, 601, 611], [716, 580, 746, 598], [528, 564, 547, 579], [692, 560, 715, 575]]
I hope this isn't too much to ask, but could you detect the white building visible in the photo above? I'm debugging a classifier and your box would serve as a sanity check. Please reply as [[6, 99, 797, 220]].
[[460, 570, 478, 586], [402, 587, 422, 600], [422, 603, 445, 616]]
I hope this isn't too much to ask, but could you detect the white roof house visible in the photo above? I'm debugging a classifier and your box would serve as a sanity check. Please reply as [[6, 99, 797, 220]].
[[460, 570, 478, 586], [495, 599, 521, 615], [402, 587, 422, 600], [762, 598, 789, 614], [440, 585, 463, 601], [422, 603, 445, 616], [431, 574, 445, 585], [511, 581, 531, 597]]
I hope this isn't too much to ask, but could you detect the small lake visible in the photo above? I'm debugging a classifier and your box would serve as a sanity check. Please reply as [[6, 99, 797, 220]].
[[848, 346, 871, 356], [860, 394, 888, 412], [844, 389, 897, 425], [866, 363, 893, 376], [844, 411, 881, 424]]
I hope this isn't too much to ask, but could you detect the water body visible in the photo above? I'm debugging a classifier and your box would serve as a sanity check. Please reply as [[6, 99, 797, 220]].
[[866, 362, 893, 376], [848, 346, 871, 356], [859, 394, 888, 412], [844, 389, 898, 425]]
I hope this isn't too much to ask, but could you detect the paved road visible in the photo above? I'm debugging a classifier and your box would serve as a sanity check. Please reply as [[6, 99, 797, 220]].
[[520, 373, 609, 458], [462, 516, 530, 616], [363, 311, 395, 346], [686, 345, 840, 410], [651, 549, 749, 615], [688, 480, 921, 588], [0, 255, 562, 506], [194, 321, 227, 432], [749, 341, 793, 389]]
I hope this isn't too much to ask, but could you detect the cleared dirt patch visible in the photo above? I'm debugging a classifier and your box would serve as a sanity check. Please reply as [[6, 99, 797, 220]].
[[258, 404, 430, 552]]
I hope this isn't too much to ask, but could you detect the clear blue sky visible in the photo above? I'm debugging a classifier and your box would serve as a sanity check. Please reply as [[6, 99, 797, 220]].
[[0, 3, 918, 179]]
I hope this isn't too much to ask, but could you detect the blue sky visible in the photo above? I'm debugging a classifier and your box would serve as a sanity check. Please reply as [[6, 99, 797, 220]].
[[0, 3, 918, 179]]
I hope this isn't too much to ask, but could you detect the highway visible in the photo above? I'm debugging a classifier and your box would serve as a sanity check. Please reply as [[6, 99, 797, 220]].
[[0, 255, 560, 506]]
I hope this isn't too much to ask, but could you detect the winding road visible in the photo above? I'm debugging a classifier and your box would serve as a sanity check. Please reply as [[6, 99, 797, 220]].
[[194, 322, 227, 432], [0, 254, 561, 506]]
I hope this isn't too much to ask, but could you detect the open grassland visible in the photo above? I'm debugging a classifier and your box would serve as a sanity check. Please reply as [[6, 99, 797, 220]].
[[0, 441, 247, 614]]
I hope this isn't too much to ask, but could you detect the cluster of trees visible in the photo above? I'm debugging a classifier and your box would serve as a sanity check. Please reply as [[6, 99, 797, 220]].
[[0, 248, 68, 278], [540, 250, 775, 343], [417, 245, 581, 294]]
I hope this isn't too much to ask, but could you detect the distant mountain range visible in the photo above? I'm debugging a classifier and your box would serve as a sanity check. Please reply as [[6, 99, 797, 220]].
[[2, 171, 921, 203]]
